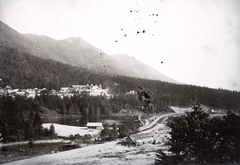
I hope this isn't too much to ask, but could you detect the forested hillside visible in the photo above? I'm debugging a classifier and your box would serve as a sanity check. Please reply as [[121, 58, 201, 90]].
[[0, 46, 104, 89], [0, 20, 179, 83], [1, 46, 240, 111]]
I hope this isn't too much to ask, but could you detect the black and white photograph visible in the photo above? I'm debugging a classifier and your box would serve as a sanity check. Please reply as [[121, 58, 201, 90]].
[[0, 0, 240, 164]]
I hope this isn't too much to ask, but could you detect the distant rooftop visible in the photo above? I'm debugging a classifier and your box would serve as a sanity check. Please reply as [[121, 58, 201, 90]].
[[71, 85, 87, 88], [86, 122, 103, 127]]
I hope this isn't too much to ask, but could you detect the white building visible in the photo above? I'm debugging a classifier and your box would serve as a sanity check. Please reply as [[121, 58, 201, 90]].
[[89, 89, 108, 97], [26, 89, 36, 98], [59, 87, 69, 94], [126, 90, 137, 95], [86, 122, 103, 130], [71, 85, 87, 93]]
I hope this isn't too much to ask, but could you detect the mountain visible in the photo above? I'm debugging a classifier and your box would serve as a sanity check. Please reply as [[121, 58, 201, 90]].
[[0, 20, 179, 84], [111, 54, 179, 83]]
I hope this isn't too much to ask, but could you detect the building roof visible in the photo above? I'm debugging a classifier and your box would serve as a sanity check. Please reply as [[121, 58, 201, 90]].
[[11, 89, 19, 92], [86, 122, 103, 127], [71, 85, 87, 88]]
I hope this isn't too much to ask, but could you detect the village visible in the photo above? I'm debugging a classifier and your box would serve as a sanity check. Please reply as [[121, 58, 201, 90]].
[[0, 84, 113, 99]]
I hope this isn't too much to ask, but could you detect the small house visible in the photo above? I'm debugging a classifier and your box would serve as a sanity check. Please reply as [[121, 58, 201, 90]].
[[86, 122, 103, 130], [3, 85, 12, 95], [0, 88, 5, 97], [126, 90, 137, 96], [71, 85, 87, 93], [26, 89, 36, 98], [15, 89, 27, 97], [59, 87, 69, 94], [49, 89, 58, 96], [89, 89, 107, 97]]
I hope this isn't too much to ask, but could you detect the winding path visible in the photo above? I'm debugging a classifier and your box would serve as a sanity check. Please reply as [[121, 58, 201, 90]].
[[137, 107, 192, 136]]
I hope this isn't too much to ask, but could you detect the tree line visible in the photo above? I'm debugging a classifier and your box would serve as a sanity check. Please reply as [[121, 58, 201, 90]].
[[0, 96, 57, 142], [35, 94, 139, 116]]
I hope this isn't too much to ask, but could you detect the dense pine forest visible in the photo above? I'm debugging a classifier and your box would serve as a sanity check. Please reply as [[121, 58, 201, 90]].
[[0, 96, 57, 142]]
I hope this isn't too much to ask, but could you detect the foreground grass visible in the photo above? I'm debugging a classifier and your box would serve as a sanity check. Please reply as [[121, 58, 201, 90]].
[[0, 142, 65, 164], [0, 139, 102, 164], [2, 140, 167, 165]]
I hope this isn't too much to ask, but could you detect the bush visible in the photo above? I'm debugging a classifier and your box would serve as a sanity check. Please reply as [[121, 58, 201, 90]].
[[42, 124, 58, 138], [28, 140, 34, 148], [58, 144, 79, 151], [48, 124, 58, 138], [83, 134, 92, 143]]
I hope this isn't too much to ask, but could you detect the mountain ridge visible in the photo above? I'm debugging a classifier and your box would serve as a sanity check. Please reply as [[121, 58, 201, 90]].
[[0, 20, 179, 84], [111, 54, 179, 83]]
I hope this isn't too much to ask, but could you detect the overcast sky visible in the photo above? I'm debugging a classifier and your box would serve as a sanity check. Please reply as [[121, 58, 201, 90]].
[[0, 0, 240, 91]]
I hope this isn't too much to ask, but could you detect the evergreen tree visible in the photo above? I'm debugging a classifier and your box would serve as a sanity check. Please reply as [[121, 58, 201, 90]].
[[220, 111, 240, 163], [48, 124, 57, 138], [118, 126, 130, 138], [137, 85, 153, 112], [83, 134, 92, 143], [33, 112, 43, 137], [109, 129, 119, 140], [155, 103, 240, 164]]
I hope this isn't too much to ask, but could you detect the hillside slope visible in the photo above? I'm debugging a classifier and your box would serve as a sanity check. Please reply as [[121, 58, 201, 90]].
[[24, 34, 133, 76], [111, 54, 179, 83], [0, 20, 178, 83]]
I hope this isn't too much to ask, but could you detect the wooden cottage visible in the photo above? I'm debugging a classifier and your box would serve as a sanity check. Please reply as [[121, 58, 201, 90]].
[[86, 122, 103, 130]]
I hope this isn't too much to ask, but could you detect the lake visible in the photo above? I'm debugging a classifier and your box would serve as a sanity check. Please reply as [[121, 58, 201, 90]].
[[43, 116, 139, 127]]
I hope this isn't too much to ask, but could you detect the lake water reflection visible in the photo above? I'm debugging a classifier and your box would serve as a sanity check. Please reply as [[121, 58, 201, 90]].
[[43, 116, 139, 127]]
